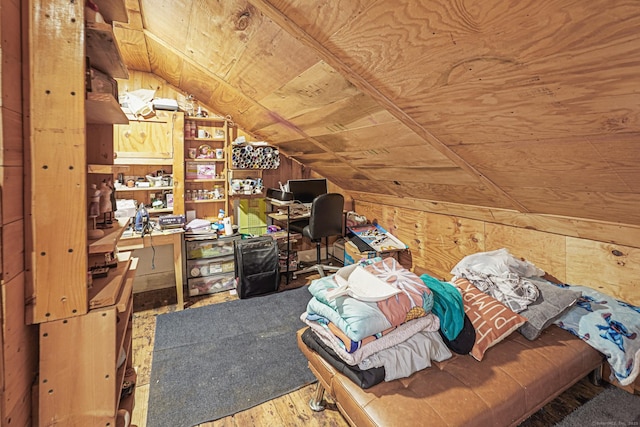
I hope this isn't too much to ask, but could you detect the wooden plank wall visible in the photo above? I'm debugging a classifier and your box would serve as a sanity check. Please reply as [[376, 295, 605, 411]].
[[353, 198, 640, 307], [0, 0, 38, 425]]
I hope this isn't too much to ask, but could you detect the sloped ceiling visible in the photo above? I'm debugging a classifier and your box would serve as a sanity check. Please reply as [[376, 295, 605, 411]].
[[113, 0, 640, 226]]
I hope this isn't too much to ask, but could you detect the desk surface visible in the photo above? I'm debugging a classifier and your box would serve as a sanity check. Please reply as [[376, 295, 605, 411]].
[[118, 228, 186, 311], [266, 197, 294, 206], [268, 212, 310, 221], [120, 228, 184, 240]]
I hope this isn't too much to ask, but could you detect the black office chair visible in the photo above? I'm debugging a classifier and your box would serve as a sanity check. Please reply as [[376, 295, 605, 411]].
[[294, 193, 344, 278]]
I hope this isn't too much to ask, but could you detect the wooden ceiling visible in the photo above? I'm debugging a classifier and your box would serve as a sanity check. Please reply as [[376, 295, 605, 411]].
[[113, 0, 640, 226]]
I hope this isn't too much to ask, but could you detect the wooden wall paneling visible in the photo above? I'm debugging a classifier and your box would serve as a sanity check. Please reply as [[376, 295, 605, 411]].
[[138, 0, 191, 50], [402, 39, 640, 145], [260, 155, 303, 190], [423, 213, 485, 279], [350, 191, 640, 249], [123, 0, 143, 28], [387, 207, 427, 263], [484, 222, 567, 282], [203, 74, 257, 122], [248, 117, 307, 144], [86, 123, 115, 165], [565, 238, 640, 306], [186, 1, 264, 79], [352, 196, 640, 304], [592, 133, 640, 189], [323, 0, 640, 142], [3, 387, 31, 427], [0, 110, 23, 166], [117, 70, 180, 104], [373, 204, 431, 272], [500, 186, 640, 226], [2, 219, 23, 286], [112, 26, 151, 73], [29, 0, 88, 321], [226, 16, 319, 102], [93, 0, 128, 24], [1, 273, 37, 425], [287, 93, 397, 138], [352, 178, 510, 210], [267, 0, 372, 45], [252, 0, 528, 214], [130, 246, 174, 293], [451, 138, 635, 192], [313, 120, 427, 153], [259, 61, 360, 120], [145, 34, 258, 121], [276, 138, 327, 156], [295, 158, 365, 183], [0, 166, 21, 224], [39, 307, 118, 425], [0, 0, 22, 115], [144, 35, 185, 89], [451, 137, 640, 224]]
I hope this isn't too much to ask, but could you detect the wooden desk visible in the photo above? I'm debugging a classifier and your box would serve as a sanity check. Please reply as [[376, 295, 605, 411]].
[[118, 229, 185, 310]]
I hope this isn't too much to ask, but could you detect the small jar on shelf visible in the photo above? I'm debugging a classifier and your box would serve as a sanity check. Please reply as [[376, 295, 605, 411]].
[[213, 185, 224, 199]]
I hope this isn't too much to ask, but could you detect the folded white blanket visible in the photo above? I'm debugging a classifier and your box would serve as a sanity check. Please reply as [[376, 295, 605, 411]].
[[301, 312, 440, 366]]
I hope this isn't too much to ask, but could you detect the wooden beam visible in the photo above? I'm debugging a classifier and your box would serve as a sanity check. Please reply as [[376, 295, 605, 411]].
[[29, 0, 88, 321], [249, 0, 530, 213]]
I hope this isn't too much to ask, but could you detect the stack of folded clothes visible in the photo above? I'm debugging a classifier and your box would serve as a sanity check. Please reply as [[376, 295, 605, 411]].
[[299, 257, 453, 388], [300, 248, 610, 390]]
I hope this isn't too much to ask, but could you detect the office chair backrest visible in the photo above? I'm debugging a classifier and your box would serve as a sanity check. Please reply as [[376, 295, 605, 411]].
[[307, 193, 344, 241]]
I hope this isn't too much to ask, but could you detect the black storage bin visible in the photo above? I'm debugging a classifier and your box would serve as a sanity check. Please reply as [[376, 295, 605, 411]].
[[234, 236, 280, 299]]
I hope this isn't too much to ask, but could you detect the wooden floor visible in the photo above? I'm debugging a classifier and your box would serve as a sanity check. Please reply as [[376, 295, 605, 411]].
[[129, 272, 605, 427]]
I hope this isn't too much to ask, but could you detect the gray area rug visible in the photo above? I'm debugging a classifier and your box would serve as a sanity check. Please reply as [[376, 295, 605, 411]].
[[554, 384, 640, 426], [147, 286, 316, 427]]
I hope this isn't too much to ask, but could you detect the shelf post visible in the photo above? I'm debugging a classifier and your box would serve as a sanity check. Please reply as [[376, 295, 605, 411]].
[[28, 0, 88, 322]]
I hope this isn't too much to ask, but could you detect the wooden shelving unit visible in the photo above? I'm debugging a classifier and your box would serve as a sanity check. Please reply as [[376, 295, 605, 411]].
[[184, 117, 231, 220], [112, 111, 185, 217], [86, 92, 128, 125], [34, 1, 139, 424], [39, 257, 137, 426], [86, 21, 129, 79]]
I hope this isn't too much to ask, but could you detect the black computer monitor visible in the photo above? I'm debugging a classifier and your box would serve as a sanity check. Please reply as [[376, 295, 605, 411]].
[[287, 178, 328, 204]]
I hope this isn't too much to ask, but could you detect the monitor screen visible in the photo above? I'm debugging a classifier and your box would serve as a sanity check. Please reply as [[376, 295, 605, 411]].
[[287, 178, 328, 204]]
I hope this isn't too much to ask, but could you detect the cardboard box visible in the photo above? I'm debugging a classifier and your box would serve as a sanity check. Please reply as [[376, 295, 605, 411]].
[[333, 238, 346, 264], [344, 240, 376, 266]]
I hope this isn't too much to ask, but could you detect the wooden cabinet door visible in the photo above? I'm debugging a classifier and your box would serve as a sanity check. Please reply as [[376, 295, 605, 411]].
[[114, 111, 180, 162], [115, 119, 172, 160]]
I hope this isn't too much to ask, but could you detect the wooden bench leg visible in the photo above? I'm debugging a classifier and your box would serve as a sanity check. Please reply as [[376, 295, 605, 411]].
[[590, 364, 603, 386], [309, 383, 326, 412]]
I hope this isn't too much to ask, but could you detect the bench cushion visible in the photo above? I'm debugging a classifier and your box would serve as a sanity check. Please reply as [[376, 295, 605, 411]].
[[297, 325, 603, 427]]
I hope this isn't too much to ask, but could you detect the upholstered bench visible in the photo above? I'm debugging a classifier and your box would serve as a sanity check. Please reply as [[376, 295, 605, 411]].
[[297, 325, 603, 427]]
